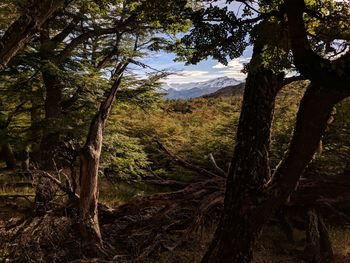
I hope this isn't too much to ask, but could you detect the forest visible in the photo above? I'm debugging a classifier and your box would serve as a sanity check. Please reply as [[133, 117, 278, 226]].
[[0, 0, 349, 262]]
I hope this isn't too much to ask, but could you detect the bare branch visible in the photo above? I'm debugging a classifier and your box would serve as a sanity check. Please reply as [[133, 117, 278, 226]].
[[155, 139, 223, 178], [208, 153, 227, 177]]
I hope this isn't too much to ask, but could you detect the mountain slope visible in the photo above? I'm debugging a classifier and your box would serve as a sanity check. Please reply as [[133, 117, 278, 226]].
[[203, 83, 245, 98], [162, 77, 241, 99]]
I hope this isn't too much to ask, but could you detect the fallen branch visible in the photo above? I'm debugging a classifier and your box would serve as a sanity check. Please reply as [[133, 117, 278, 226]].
[[0, 194, 34, 203], [144, 178, 189, 188], [208, 153, 227, 177], [155, 139, 223, 178], [37, 170, 78, 200]]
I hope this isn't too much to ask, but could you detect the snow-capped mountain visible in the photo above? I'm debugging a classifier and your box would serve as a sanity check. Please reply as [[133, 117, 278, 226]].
[[162, 77, 242, 99]]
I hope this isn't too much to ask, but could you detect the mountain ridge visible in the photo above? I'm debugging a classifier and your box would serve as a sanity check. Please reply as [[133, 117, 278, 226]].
[[203, 83, 245, 98], [162, 76, 242, 99]]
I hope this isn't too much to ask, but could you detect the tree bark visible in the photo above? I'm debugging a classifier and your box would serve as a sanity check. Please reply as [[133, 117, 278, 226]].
[[1, 142, 16, 169], [79, 64, 126, 253], [38, 61, 63, 169], [201, 31, 284, 263], [283, 0, 350, 88], [0, 0, 67, 69], [304, 209, 333, 263], [202, 82, 349, 262], [202, 2, 350, 262]]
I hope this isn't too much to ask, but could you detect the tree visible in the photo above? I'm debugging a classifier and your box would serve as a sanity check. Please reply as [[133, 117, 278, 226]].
[[11, 0, 191, 169], [201, 20, 286, 262], [178, 0, 350, 262], [0, 0, 68, 69], [0, 0, 191, 252], [79, 65, 126, 252], [74, 0, 191, 252]]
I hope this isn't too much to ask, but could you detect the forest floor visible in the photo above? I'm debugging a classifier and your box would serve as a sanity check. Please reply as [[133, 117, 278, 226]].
[[1, 169, 350, 263]]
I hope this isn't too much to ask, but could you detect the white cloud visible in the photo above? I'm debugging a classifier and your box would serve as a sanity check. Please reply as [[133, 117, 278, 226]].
[[161, 57, 252, 84], [164, 70, 231, 84], [213, 57, 251, 81]]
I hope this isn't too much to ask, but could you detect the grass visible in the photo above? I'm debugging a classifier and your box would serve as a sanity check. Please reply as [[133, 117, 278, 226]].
[[0, 171, 35, 207], [329, 226, 350, 255], [99, 178, 172, 207]]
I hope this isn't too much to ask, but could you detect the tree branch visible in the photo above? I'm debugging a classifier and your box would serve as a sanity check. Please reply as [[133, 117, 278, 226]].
[[155, 139, 223, 178], [208, 153, 227, 177], [284, 0, 350, 88], [0, 0, 68, 69]]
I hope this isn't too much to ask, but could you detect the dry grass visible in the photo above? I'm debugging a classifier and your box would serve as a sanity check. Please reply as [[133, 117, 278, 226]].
[[329, 226, 350, 255]]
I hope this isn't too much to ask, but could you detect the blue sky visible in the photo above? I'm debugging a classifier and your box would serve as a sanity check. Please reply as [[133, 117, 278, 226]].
[[134, 1, 254, 84], [140, 47, 252, 84]]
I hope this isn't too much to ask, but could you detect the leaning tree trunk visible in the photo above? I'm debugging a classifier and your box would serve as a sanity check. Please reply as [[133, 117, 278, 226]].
[[0, 0, 67, 69], [202, 82, 350, 262], [202, 1, 350, 258], [79, 65, 126, 253], [202, 31, 284, 262]]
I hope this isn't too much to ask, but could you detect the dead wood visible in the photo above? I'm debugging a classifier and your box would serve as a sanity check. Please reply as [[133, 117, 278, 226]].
[[155, 139, 222, 178], [0, 194, 34, 203]]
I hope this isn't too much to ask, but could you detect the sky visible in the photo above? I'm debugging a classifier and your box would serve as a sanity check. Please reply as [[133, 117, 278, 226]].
[[140, 48, 252, 84], [134, 1, 254, 85]]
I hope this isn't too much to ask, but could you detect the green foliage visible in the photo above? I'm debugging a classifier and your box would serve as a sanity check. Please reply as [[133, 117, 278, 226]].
[[178, 5, 252, 64], [308, 98, 350, 176], [0, 0, 349, 183], [250, 20, 291, 73], [270, 82, 306, 164], [0, 1, 19, 31], [0, 0, 192, 164], [102, 131, 151, 180]]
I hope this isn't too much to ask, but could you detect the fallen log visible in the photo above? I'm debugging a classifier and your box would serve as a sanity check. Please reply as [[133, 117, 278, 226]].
[[0, 194, 35, 203]]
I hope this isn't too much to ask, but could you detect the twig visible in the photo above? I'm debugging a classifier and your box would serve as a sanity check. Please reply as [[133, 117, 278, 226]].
[[154, 139, 223, 178], [208, 153, 227, 177], [37, 170, 79, 200]]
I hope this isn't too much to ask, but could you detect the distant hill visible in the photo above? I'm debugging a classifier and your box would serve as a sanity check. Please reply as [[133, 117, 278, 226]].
[[162, 77, 242, 99], [203, 83, 245, 98]]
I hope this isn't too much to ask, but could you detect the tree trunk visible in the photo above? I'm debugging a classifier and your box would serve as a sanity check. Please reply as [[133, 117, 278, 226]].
[[202, 2, 350, 259], [39, 61, 63, 169], [202, 34, 284, 263], [202, 82, 349, 262], [79, 65, 126, 253], [1, 142, 16, 169], [30, 86, 44, 156], [304, 209, 333, 263], [0, 0, 66, 69]]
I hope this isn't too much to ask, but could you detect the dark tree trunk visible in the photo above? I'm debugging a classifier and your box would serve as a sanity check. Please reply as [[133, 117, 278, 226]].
[[79, 64, 126, 253], [304, 209, 333, 263], [0, 0, 66, 69], [39, 61, 63, 170], [202, 1, 350, 261], [30, 86, 44, 157], [1, 142, 16, 169], [306, 210, 323, 262], [202, 83, 349, 262], [202, 35, 284, 263]]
